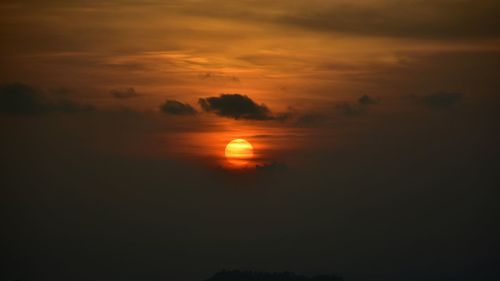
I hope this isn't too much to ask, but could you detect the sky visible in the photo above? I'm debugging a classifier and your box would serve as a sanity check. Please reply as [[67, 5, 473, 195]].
[[1, 1, 500, 281]]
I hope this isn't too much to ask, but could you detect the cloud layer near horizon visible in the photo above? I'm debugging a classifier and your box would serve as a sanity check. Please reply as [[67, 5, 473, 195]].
[[160, 99, 197, 115], [199, 94, 274, 120], [0, 82, 94, 114]]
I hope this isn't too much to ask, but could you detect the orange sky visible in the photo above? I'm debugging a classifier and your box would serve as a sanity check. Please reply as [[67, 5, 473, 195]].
[[1, 0, 499, 112], [1, 0, 500, 169]]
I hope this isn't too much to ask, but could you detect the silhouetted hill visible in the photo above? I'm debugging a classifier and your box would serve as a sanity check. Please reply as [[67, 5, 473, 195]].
[[204, 270, 343, 281]]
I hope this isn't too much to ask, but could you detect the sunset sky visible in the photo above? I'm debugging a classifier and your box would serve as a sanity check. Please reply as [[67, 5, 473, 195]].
[[1, 1, 500, 281]]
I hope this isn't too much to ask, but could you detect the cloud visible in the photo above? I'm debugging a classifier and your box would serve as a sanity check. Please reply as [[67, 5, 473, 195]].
[[198, 94, 273, 120], [417, 92, 463, 108], [0, 82, 46, 114], [51, 98, 95, 113], [255, 106, 328, 127], [199, 72, 240, 82], [294, 112, 328, 126], [358, 94, 380, 106], [110, 87, 138, 99], [160, 100, 197, 115], [331, 95, 381, 118], [276, 0, 500, 39], [278, 95, 379, 125], [178, 0, 500, 40], [335, 102, 364, 117], [0, 82, 94, 115]]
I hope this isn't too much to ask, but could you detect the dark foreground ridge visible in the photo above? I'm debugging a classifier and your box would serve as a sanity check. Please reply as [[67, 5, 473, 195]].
[[204, 270, 343, 281]]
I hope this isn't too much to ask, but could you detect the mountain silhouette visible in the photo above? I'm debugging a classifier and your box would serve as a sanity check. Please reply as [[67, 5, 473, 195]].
[[203, 270, 343, 281]]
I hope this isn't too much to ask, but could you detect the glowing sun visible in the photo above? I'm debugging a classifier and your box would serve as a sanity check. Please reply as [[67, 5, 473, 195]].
[[225, 139, 254, 166]]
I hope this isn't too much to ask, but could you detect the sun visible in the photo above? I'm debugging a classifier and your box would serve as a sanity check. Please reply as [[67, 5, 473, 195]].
[[225, 139, 254, 167]]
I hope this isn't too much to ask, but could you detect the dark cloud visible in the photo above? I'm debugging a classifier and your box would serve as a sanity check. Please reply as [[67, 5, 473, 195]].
[[199, 72, 240, 82], [282, 95, 379, 125], [0, 82, 94, 115], [358, 94, 380, 106], [51, 98, 95, 113], [199, 94, 273, 120], [417, 92, 463, 108], [277, 0, 500, 39], [0, 82, 46, 114], [331, 95, 380, 118], [160, 100, 197, 115], [335, 102, 364, 117], [295, 112, 328, 126], [110, 87, 138, 99], [255, 106, 328, 127], [178, 0, 500, 39]]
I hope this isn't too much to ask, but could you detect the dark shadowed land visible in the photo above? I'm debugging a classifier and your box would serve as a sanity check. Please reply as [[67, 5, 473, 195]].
[[11, 270, 343, 281], [204, 270, 343, 281]]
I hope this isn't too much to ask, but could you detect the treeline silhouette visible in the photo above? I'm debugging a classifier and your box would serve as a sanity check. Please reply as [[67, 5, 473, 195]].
[[204, 270, 343, 281]]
